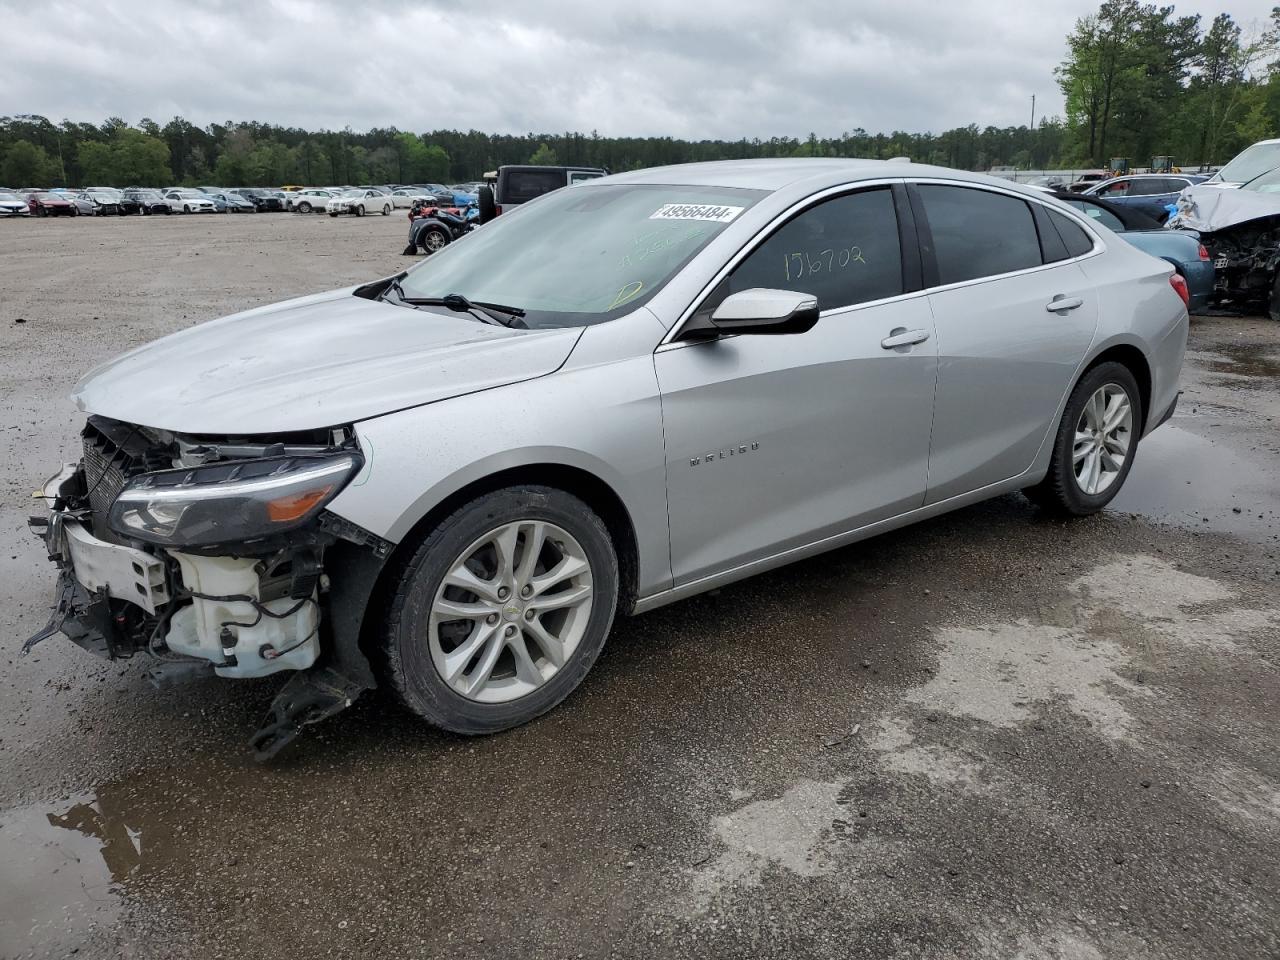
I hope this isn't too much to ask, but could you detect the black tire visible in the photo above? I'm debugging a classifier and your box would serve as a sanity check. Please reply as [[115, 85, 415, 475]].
[[478, 184, 496, 223], [355, 204, 365, 217], [329, 211, 338, 217], [381, 486, 619, 735], [1024, 361, 1143, 516], [381, 204, 391, 215], [297, 201, 311, 214]]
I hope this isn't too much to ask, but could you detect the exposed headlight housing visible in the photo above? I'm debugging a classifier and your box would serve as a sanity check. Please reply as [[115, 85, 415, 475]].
[[108, 453, 362, 547]]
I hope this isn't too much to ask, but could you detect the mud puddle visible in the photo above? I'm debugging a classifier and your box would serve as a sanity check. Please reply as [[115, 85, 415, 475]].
[[1109, 422, 1279, 542], [0, 794, 132, 956]]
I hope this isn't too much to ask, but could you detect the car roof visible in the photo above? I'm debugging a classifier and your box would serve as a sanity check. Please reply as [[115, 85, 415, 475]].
[[592, 158, 1012, 192]]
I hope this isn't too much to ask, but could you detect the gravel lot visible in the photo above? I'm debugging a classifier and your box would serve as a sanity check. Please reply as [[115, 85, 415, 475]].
[[1, 213, 1279, 960]]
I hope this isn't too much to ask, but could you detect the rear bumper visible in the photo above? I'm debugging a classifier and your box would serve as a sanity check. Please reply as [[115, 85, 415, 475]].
[[1181, 260, 1215, 312]]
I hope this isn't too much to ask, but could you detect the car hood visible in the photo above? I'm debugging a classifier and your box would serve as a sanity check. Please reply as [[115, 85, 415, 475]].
[[1167, 184, 1280, 232], [73, 288, 584, 434]]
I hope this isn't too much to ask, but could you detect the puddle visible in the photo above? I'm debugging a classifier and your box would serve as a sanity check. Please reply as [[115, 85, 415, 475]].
[[1199, 342, 1280, 385], [1108, 423, 1280, 542], [0, 794, 133, 955]]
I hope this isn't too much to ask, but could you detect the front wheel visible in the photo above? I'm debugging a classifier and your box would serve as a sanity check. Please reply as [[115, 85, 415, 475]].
[[329, 211, 338, 217], [1025, 361, 1142, 516], [354, 204, 365, 217], [381, 486, 619, 735], [183, 204, 191, 214], [297, 201, 311, 214], [381, 204, 391, 215]]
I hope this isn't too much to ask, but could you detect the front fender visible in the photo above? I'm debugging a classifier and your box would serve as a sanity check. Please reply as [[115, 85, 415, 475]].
[[326, 350, 671, 596]]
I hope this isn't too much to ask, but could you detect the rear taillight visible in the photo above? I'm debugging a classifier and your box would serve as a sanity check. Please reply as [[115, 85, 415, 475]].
[[1198, 244, 1210, 261], [493, 205, 502, 216], [1169, 272, 1189, 307]]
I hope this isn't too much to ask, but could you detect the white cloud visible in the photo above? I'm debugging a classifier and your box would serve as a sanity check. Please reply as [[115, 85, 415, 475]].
[[0, 0, 1274, 138]]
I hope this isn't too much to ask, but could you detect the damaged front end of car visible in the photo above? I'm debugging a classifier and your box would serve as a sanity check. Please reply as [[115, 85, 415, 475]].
[[1169, 185, 1280, 318], [24, 415, 390, 760]]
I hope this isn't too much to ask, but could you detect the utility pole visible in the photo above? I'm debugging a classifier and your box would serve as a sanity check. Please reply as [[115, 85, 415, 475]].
[[1030, 94, 1036, 130]]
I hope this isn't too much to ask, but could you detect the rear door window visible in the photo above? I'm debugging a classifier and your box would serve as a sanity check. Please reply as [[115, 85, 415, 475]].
[[915, 184, 1042, 285]]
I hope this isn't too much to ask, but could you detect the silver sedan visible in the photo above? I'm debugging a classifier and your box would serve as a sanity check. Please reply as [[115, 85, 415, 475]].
[[26, 159, 1188, 757]]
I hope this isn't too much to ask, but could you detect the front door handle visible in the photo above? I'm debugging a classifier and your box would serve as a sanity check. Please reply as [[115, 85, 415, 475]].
[[1045, 295, 1084, 313], [880, 328, 930, 350]]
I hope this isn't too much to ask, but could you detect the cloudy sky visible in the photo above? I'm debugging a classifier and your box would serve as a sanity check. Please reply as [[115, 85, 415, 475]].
[[1, 0, 1276, 139]]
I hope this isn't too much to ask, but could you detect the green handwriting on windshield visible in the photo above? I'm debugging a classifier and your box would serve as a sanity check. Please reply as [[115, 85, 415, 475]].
[[619, 225, 710, 268], [783, 247, 867, 282], [608, 281, 644, 309]]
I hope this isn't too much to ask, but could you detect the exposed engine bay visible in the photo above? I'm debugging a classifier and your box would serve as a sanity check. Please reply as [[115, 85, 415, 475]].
[[25, 415, 389, 759], [1169, 186, 1280, 318]]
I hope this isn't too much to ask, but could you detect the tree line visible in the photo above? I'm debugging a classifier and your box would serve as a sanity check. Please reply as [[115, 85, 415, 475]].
[[2, 2, 1277, 189]]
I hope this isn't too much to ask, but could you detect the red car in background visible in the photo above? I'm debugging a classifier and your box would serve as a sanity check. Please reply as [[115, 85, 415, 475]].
[[25, 191, 77, 216]]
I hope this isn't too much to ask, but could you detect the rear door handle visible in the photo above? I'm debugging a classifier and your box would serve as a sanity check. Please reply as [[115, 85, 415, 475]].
[[1045, 296, 1084, 313], [880, 328, 930, 350]]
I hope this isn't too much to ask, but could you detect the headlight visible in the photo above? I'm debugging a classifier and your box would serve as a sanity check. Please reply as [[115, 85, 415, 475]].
[[108, 453, 362, 547]]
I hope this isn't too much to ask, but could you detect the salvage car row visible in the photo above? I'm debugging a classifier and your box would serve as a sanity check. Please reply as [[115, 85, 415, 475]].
[[0, 183, 485, 218]]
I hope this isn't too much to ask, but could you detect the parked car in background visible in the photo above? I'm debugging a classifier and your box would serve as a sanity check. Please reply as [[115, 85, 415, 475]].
[[82, 187, 125, 215], [123, 188, 173, 214], [164, 188, 218, 213], [25, 191, 76, 216], [1028, 175, 1065, 189], [478, 165, 607, 221], [62, 192, 98, 216], [390, 188, 436, 208], [1203, 138, 1280, 188], [287, 188, 340, 213], [1168, 181, 1280, 318], [0, 190, 32, 216], [1051, 191, 1213, 312], [232, 188, 285, 212], [203, 190, 257, 213], [24, 160, 1187, 759], [326, 189, 393, 217], [1066, 172, 1108, 193], [1083, 174, 1209, 222]]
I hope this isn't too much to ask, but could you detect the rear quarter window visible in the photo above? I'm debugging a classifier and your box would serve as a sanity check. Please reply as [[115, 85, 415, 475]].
[[1048, 210, 1097, 258]]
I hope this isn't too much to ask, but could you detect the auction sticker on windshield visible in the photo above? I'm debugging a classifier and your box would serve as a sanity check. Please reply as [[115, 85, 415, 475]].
[[650, 203, 744, 223]]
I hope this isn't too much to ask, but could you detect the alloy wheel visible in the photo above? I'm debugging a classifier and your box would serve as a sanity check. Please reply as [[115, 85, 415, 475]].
[[428, 520, 594, 703], [1073, 384, 1132, 495], [424, 230, 447, 252]]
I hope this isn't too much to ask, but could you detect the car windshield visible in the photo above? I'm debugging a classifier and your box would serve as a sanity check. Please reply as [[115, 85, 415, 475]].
[[1216, 142, 1280, 184], [1240, 166, 1280, 193], [341, 190, 365, 197], [91, 188, 122, 198], [398, 183, 766, 328], [0, 191, 19, 200], [135, 190, 160, 199]]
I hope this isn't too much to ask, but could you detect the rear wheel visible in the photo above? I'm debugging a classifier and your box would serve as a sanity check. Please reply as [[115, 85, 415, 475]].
[[421, 227, 449, 253], [381, 486, 618, 735], [1025, 361, 1142, 516]]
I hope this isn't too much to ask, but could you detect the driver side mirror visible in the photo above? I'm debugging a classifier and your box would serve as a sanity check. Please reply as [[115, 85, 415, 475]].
[[708, 288, 820, 335]]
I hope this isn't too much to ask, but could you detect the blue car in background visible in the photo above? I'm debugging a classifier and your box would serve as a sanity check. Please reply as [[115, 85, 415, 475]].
[[1052, 191, 1214, 312], [1082, 173, 1209, 223]]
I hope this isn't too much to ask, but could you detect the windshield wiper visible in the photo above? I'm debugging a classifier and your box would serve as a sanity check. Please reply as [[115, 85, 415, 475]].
[[399, 292, 527, 328]]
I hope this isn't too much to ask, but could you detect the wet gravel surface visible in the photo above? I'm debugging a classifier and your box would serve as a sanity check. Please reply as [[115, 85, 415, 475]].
[[1, 214, 1279, 960]]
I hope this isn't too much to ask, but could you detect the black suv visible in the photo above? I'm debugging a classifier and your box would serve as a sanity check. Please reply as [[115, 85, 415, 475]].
[[478, 165, 606, 221]]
